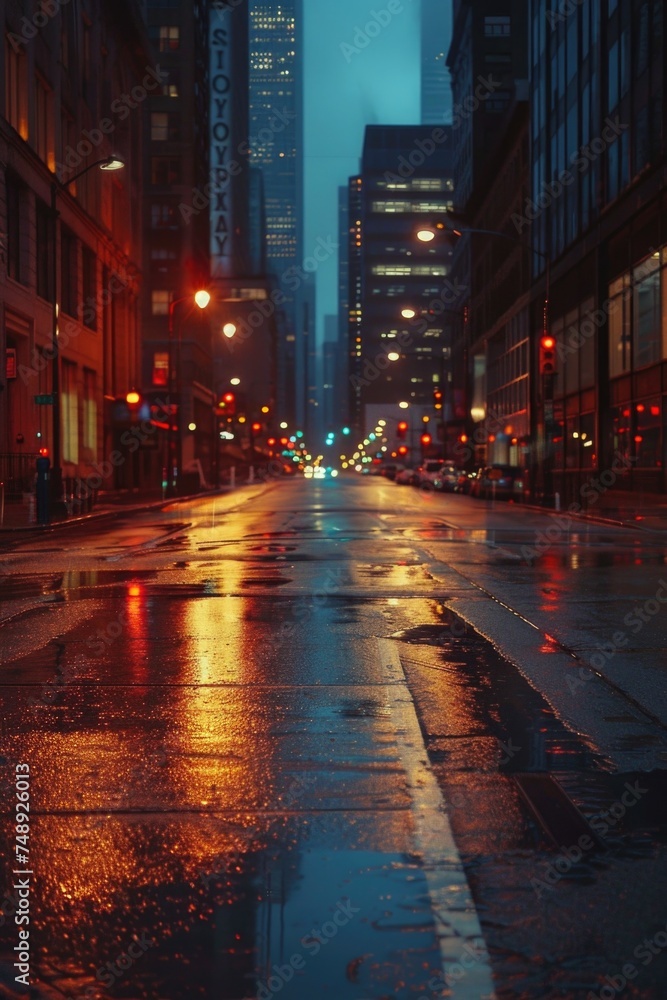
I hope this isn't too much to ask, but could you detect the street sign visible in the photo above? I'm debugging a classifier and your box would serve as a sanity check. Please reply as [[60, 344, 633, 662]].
[[34, 394, 54, 405]]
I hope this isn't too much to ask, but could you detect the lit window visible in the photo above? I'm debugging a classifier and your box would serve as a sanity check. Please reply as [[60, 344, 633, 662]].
[[151, 113, 169, 141], [62, 360, 79, 465], [5, 37, 28, 139], [83, 369, 97, 457], [152, 352, 169, 386], [152, 290, 172, 315], [157, 26, 179, 51], [484, 16, 511, 36]]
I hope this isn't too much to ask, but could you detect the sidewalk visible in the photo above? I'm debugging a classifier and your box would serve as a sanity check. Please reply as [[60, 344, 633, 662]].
[[537, 489, 667, 533], [0, 485, 226, 532]]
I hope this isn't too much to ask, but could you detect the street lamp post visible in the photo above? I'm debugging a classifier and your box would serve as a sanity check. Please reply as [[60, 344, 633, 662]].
[[166, 289, 211, 497], [417, 222, 552, 499], [50, 155, 125, 514]]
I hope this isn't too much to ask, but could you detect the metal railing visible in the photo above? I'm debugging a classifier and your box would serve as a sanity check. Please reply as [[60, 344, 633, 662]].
[[0, 453, 39, 495]]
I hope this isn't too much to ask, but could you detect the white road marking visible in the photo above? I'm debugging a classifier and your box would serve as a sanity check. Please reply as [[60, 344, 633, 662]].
[[378, 637, 496, 1000]]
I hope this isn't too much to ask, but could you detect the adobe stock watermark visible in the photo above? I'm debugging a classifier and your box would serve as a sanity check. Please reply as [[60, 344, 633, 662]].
[[63, 933, 156, 1000], [221, 236, 338, 354], [418, 937, 488, 999], [256, 898, 360, 999], [587, 918, 667, 1000], [382, 75, 501, 184], [18, 266, 139, 385], [530, 779, 647, 898], [546, 0, 586, 28], [566, 577, 667, 696], [179, 106, 297, 225], [7, 0, 69, 52], [512, 117, 629, 233], [56, 66, 168, 181], [520, 451, 637, 564], [340, 0, 411, 62]]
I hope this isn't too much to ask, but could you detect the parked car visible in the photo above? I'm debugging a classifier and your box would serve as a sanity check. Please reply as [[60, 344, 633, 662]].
[[396, 467, 420, 485], [468, 467, 486, 498], [454, 469, 477, 494], [381, 463, 405, 481], [432, 464, 461, 492], [415, 460, 445, 487], [473, 464, 523, 500]]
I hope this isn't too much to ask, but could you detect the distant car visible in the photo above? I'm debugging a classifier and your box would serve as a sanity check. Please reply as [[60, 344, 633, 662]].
[[431, 464, 461, 492], [455, 469, 477, 494], [381, 463, 405, 481], [468, 467, 486, 498], [415, 460, 445, 487], [396, 467, 419, 485], [473, 465, 523, 500]]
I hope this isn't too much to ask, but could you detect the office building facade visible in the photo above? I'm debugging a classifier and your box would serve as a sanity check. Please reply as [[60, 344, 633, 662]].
[[1, 0, 149, 496], [349, 126, 455, 451], [530, 0, 667, 499], [248, 0, 304, 426]]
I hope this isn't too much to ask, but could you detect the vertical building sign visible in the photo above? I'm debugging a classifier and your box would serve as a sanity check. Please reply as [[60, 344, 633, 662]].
[[210, 3, 233, 276]]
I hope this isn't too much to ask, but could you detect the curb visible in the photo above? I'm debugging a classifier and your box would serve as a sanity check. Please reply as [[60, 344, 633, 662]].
[[516, 500, 665, 533], [0, 483, 271, 535]]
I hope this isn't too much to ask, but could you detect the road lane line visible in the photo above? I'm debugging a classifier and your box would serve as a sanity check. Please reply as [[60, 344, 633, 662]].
[[377, 637, 496, 1000]]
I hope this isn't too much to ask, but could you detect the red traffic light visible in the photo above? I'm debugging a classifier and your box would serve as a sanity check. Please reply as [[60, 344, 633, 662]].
[[251, 422, 262, 434], [397, 445, 408, 456], [218, 391, 236, 414], [421, 433, 432, 446], [267, 437, 276, 447], [540, 335, 556, 376], [397, 420, 408, 440]]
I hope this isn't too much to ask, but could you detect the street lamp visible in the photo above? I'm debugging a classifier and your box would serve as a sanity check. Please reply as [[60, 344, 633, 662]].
[[50, 154, 125, 513], [167, 290, 211, 496], [417, 220, 552, 487]]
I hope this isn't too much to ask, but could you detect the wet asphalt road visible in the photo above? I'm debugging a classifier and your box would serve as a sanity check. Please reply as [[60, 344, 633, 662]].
[[1, 476, 667, 1000]]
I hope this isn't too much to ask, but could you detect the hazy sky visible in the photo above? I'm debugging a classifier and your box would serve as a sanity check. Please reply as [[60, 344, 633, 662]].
[[304, 0, 421, 342]]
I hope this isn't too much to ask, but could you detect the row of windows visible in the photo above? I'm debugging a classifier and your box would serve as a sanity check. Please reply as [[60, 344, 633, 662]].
[[370, 200, 454, 214], [5, 173, 98, 328], [608, 250, 667, 377], [61, 363, 98, 464]]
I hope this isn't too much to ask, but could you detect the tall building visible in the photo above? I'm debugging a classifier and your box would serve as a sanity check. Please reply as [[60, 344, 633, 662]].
[[349, 126, 455, 453], [421, 0, 453, 124], [445, 1, 529, 466], [1, 0, 149, 498], [248, 0, 304, 425], [528, 0, 667, 500], [141, 0, 213, 488]]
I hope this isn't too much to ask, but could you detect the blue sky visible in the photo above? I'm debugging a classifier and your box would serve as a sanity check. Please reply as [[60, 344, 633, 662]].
[[304, 0, 421, 342]]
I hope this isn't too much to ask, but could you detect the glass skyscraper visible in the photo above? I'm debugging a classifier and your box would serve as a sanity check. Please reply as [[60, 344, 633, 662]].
[[248, 0, 304, 423]]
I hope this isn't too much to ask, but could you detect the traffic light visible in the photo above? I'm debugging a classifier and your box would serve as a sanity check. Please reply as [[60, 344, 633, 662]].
[[433, 388, 443, 410], [540, 335, 556, 376], [397, 421, 408, 440], [218, 391, 236, 414], [397, 445, 408, 456], [420, 433, 432, 447], [251, 422, 262, 435]]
